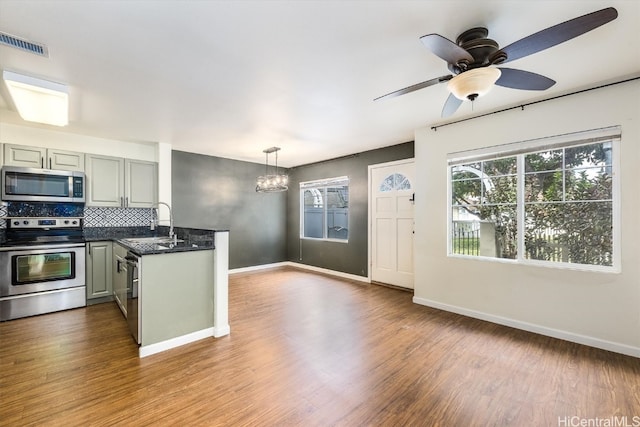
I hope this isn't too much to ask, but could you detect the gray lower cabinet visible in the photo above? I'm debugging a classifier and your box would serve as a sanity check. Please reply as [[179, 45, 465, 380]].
[[86, 241, 113, 300], [112, 242, 128, 317]]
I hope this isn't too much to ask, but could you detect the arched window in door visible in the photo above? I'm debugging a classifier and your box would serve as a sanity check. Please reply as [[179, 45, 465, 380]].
[[379, 173, 412, 192]]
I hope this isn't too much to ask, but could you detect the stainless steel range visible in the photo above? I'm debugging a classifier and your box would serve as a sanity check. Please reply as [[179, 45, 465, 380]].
[[0, 216, 86, 321]]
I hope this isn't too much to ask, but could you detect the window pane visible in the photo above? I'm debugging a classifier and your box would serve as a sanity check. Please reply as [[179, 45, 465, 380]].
[[564, 167, 612, 201], [303, 189, 324, 238], [326, 185, 348, 239], [484, 175, 517, 204], [452, 177, 481, 205], [483, 157, 517, 176], [380, 175, 394, 192], [525, 201, 612, 266], [451, 205, 517, 259], [565, 142, 611, 168], [395, 174, 411, 190], [525, 171, 563, 202], [525, 149, 563, 172]]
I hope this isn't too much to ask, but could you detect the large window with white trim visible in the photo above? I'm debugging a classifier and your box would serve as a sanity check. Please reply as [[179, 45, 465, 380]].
[[448, 128, 620, 271], [300, 176, 349, 241]]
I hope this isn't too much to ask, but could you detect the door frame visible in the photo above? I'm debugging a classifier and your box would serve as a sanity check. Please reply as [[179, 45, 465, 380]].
[[367, 158, 416, 284]]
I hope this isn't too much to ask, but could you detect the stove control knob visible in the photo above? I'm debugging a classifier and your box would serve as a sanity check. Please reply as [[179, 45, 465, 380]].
[[72, 220, 78, 225], [64, 220, 70, 225], [13, 221, 19, 226], [23, 220, 29, 225]]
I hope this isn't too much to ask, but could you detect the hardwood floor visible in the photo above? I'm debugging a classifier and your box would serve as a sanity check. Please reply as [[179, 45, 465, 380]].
[[1, 267, 639, 426]]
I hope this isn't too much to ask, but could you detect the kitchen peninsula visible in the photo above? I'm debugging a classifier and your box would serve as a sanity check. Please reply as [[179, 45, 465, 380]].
[[85, 226, 230, 358]]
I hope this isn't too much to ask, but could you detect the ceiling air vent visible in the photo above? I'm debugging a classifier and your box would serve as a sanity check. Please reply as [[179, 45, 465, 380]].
[[0, 31, 49, 57]]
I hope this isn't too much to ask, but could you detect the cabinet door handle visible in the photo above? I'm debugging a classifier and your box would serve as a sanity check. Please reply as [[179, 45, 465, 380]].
[[120, 197, 124, 207], [125, 197, 129, 207], [49, 158, 52, 169], [41, 157, 44, 168]]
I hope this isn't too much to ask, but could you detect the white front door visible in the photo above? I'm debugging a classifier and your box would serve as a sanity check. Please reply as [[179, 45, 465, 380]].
[[369, 159, 415, 289]]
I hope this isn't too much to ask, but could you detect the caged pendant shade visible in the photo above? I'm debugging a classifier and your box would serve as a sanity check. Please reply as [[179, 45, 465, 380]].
[[256, 147, 288, 193]]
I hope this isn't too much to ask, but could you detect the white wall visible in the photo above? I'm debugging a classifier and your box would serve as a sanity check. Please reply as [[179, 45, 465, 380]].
[[413, 80, 640, 357], [0, 122, 158, 161]]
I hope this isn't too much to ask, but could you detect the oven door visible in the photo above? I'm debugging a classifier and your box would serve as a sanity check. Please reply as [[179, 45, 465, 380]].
[[0, 244, 86, 297]]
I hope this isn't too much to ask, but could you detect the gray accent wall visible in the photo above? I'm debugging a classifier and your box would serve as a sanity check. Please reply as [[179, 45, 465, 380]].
[[172, 150, 287, 269], [286, 142, 414, 277], [172, 142, 413, 273]]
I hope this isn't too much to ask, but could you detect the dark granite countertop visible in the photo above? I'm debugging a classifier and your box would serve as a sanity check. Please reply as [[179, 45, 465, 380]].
[[84, 226, 220, 256], [0, 225, 227, 255]]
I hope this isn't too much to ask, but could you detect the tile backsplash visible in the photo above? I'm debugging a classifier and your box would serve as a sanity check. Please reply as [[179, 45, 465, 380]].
[[0, 202, 153, 228], [0, 204, 7, 229], [84, 207, 153, 227]]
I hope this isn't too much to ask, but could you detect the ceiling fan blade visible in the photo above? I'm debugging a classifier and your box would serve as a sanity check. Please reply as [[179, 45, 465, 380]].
[[495, 68, 556, 90], [420, 34, 474, 64], [498, 7, 618, 64], [374, 75, 452, 101], [442, 93, 463, 118]]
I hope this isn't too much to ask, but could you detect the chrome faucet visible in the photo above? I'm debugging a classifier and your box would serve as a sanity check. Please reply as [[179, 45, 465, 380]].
[[153, 201, 175, 242]]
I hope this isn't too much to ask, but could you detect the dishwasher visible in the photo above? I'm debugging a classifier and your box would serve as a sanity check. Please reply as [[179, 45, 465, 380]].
[[125, 253, 141, 344]]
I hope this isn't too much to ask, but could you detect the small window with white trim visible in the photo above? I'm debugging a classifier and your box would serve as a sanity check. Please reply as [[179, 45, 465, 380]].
[[300, 176, 349, 241], [448, 127, 620, 272]]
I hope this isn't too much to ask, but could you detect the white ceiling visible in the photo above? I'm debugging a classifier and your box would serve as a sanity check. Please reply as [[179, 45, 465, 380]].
[[0, 1, 638, 167]]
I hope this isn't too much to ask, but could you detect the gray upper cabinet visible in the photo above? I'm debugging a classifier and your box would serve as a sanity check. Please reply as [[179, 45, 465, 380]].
[[48, 149, 85, 171], [85, 154, 157, 208], [85, 154, 125, 207], [3, 144, 84, 171], [125, 159, 158, 208]]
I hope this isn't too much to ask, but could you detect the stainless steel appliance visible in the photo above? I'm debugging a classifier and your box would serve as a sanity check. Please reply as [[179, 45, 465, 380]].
[[0, 216, 86, 321], [125, 252, 140, 344], [1, 166, 85, 203]]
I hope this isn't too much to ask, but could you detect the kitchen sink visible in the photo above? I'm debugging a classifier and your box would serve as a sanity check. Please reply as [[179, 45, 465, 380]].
[[121, 236, 183, 245]]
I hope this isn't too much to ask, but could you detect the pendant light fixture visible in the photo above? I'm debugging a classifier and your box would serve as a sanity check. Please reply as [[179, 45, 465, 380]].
[[255, 147, 288, 193]]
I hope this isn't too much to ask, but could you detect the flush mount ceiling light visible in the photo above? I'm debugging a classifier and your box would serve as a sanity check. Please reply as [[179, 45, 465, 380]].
[[256, 147, 288, 193], [3, 70, 69, 126], [447, 67, 502, 101]]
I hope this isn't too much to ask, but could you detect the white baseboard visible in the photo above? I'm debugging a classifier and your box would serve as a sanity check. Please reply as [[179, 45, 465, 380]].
[[229, 262, 289, 274], [285, 262, 370, 283], [213, 324, 230, 338], [139, 327, 215, 358], [229, 261, 370, 283], [413, 297, 640, 358]]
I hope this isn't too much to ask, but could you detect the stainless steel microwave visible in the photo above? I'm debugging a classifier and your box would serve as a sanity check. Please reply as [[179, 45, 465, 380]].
[[1, 166, 85, 203]]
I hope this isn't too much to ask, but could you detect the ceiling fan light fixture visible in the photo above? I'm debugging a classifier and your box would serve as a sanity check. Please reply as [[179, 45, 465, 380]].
[[2, 70, 68, 126], [447, 67, 501, 101]]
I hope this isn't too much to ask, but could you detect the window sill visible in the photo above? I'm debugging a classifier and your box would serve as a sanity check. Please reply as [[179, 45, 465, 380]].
[[447, 253, 620, 274], [300, 237, 349, 244]]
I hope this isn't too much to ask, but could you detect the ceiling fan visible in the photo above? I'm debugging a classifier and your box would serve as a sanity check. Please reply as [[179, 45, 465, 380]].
[[374, 7, 618, 117]]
